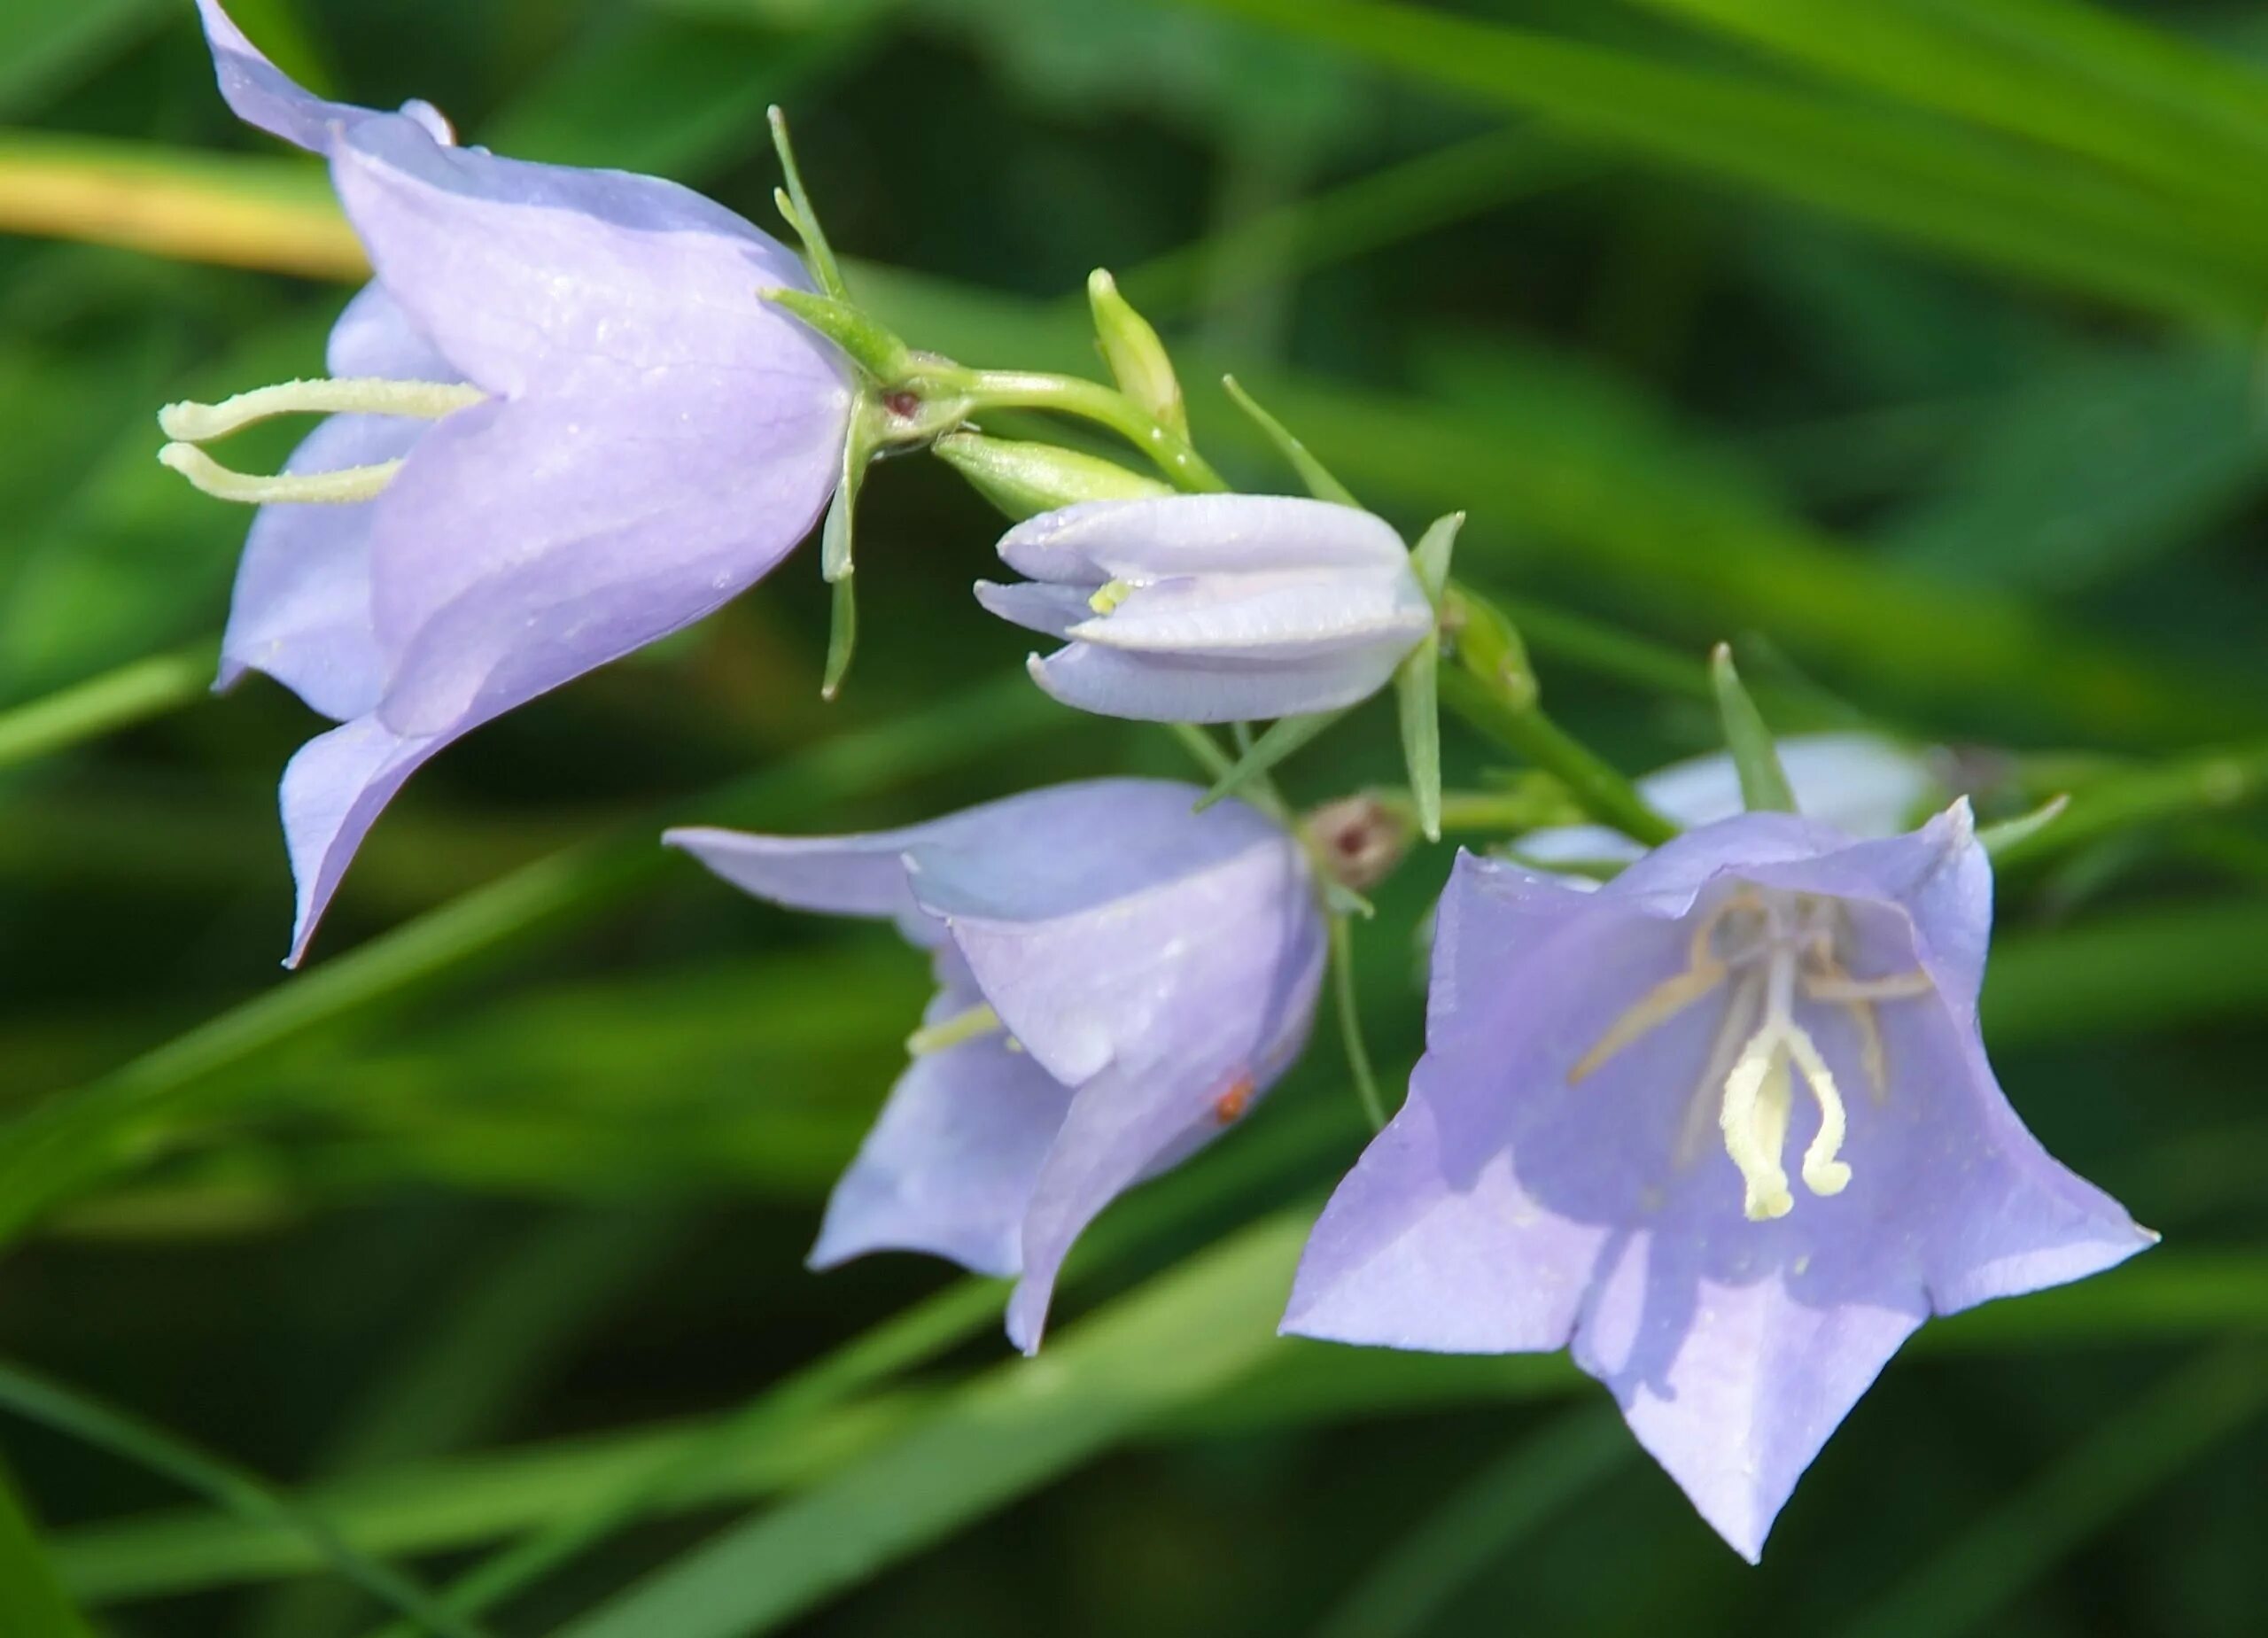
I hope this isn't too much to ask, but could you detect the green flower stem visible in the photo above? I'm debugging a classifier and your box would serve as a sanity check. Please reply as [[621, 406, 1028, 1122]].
[[919, 366, 1228, 493], [1437, 670, 1677, 847], [1328, 913, 1387, 1132]]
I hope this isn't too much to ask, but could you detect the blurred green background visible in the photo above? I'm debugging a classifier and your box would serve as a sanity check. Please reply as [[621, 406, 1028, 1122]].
[[1, 0, 2265, 1633]]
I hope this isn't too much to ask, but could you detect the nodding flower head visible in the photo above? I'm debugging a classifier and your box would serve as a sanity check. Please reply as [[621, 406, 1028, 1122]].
[[175, 2, 853, 964], [975, 494, 1434, 723], [666, 779, 1328, 1353], [1284, 804, 2153, 1561]]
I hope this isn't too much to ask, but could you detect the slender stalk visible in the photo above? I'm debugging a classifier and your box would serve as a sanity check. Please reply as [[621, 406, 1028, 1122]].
[[1330, 914, 1387, 1131], [921, 366, 1228, 493], [1994, 739, 2268, 870], [1436, 672, 1676, 846]]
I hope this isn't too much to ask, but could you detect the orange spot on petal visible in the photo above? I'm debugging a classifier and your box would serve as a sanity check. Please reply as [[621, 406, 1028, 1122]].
[[1213, 1075, 1254, 1125]]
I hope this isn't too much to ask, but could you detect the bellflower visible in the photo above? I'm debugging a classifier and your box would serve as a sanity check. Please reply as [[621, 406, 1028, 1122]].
[[975, 494, 1433, 722], [1284, 804, 2153, 1560], [1517, 733, 1939, 872], [174, 2, 851, 962], [666, 779, 1326, 1351]]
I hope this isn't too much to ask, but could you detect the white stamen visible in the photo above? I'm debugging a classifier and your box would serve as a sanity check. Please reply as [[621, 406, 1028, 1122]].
[[158, 377, 485, 442], [1800, 970, 1934, 1003], [1570, 961, 1724, 1083], [159, 443, 400, 505], [905, 1002, 1003, 1057]]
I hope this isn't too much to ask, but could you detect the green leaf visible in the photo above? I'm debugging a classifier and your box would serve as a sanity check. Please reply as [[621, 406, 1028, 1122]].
[[1315, 1412, 1631, 1638], [1834, 1345, 2268, 1638], [0, 1459, 95, 1638], [0, 677, 1064, 1246], [1708, 641, 1798, 812], [554, 1212, 1312, 1638], [0, 1358, 482, 1635], [1172, 0, 2268, 322]]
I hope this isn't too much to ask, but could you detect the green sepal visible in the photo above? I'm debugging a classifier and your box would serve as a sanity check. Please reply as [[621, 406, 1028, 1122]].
[[1194, 708, 1351, 811], [1394, 635, 1443, 844], [1088, 269, 1188, 440], [1977, 793, 2070, 858], [765, 290, 912, 384], [1410, 511, 1464, 603], [821, 568, 858, 703], [766, 105, 848, 301], [1709, 642, 1798, 814], [933, 432, 1171, 521], [1220, 376, 1358, 506], [1324, 880, 1376, 920]]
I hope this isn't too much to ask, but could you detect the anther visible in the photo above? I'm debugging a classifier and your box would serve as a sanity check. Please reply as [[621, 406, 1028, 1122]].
[[1087, 579, 1135, 616]]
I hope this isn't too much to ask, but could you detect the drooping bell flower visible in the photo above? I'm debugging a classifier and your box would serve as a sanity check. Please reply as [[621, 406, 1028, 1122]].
[[1516, 732, 1939, 873], [1284, 803, 2152, 1560], [667, 779, 1327, 1350], [168, 2, 852, 962], [975, 494, 1433, 722]]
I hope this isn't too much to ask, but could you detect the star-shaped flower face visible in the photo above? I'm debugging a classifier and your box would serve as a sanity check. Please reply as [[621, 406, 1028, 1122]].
[[186, 2, 853, 962], [975, 495, 1434, 723], [1284, 805, 2153, 1560], [667, 780, 1327, 1351]]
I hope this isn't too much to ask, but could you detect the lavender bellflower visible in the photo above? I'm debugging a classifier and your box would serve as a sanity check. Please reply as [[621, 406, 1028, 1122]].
[[1283, 804, 2153, 1559], [975, 494, 1433, 722], [667, 779, 1326, 1351], [168, 2, 852, 962]]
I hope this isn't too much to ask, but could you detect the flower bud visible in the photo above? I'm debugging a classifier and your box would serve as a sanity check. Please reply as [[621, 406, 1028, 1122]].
[[934, 432, 1170, 522], [975, 494, 1434, 724], [1088, 268, 1187, 439]]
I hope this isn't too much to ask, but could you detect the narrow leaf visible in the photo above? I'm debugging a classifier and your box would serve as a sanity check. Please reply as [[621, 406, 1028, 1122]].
[[1395, 636, 1442, 842]]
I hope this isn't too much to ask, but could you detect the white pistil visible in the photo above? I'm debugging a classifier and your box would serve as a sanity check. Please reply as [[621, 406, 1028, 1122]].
[[158, 377, 485, 442], [158, 443, 401, 505], [156, 375, 485, 508], [905, 1001, 1004, 1057], [1570, 888, 1936, 1221]]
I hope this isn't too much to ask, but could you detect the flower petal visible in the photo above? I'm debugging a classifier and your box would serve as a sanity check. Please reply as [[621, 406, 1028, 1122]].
[[1027, 641, 1403, 724], [811, 981, 1069, 1279], [998, 494, 1410, 584], [1518, 734, 1939, 869], [1069, 570, 1431, 661], [328, 112, 836, 400], [972, 580, 1094, 640], [278, 714, 447, 966], [216, 412, 410, 719], [363, 389, 842, 735], [196, 0, 376, 153]]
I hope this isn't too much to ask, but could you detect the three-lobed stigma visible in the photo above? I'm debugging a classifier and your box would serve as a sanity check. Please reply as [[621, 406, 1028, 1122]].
[[1572, 888, 1937, 1221], [155, 376, 485, 506]]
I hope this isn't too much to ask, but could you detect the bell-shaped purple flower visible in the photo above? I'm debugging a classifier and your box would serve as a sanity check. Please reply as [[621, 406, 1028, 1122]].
[[1284, 804, 2152, 1561], [180, 3, 851, 962], [975, 495, 1433, 722], [666, 779, 1326, 1351]]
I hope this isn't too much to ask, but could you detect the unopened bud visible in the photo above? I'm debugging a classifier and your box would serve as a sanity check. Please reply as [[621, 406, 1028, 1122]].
[[1088, 268, 1187, 439], [935, 431, 1170, 522]]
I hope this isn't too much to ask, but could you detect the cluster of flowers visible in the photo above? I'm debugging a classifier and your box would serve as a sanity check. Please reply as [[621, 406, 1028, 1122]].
[[167, 2, 2153, 1561]]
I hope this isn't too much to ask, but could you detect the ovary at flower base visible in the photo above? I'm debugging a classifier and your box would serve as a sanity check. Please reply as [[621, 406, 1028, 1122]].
[[1283, 803, 2154, 1561], [667, 779, 1327, 1353], [168, 2, 852, 963]]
